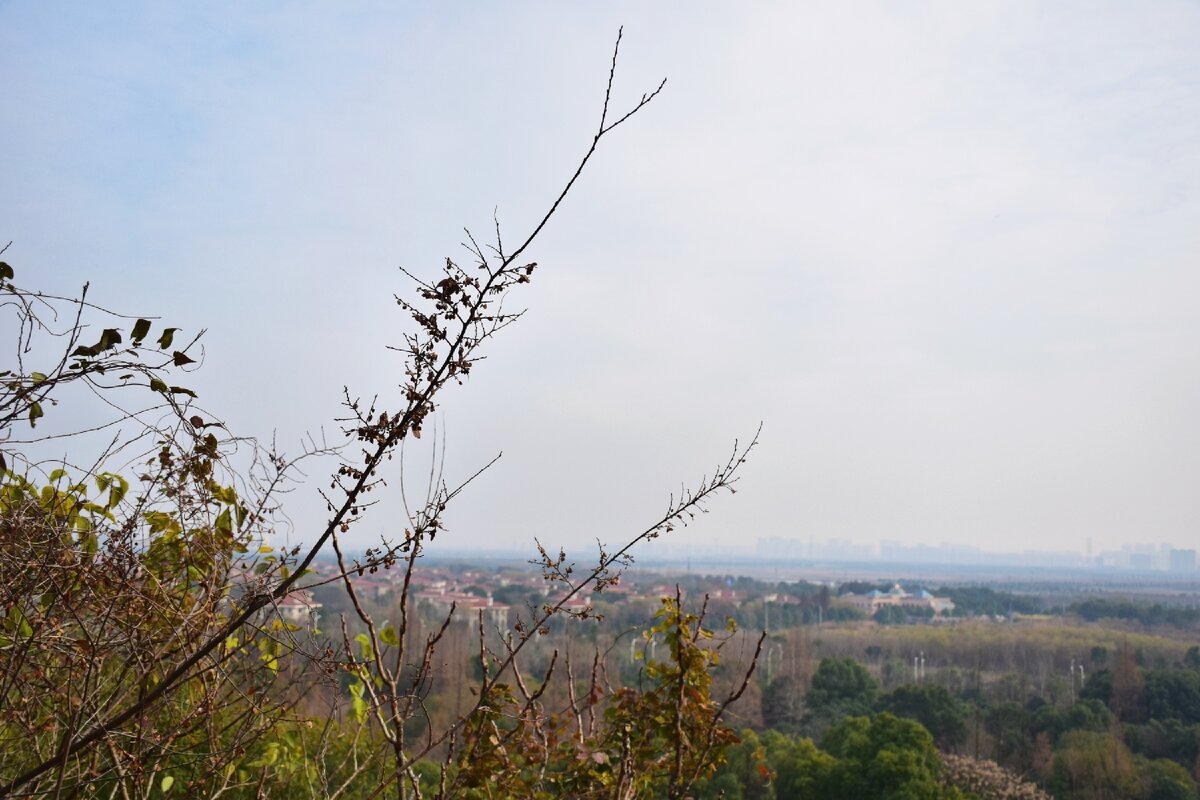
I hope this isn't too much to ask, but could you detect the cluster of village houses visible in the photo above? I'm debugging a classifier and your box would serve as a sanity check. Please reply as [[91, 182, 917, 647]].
[[273, 563, 955, 630]]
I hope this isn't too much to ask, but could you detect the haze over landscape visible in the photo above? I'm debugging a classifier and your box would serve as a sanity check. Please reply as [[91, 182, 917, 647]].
[[9, 7, 1200, 800], [4, 2, 1199, 558]]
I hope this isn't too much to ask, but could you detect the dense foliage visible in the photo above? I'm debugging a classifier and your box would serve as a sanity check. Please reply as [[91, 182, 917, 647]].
[[1071, 599, 1200, 628], [937, 586, 1043, 617]]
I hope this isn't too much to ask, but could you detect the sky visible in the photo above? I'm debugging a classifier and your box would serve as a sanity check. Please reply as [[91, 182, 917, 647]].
[[3, 2, 1199, 558]]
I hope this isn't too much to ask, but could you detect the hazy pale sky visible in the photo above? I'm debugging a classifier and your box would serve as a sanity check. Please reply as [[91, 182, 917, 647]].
[[4, 2, 1199, 557]]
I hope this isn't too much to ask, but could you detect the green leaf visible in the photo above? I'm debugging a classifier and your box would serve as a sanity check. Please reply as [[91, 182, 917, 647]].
[[215, 508, 232, 535], [145, 510, 173, 533], [97, 328, 122, 351], [28, 401, 43, 427], [348, 680, 368, 723], [71, 345, 98, 358], [253, 742, 281, 766], [380, 625, 400, 647], [0, 262, 13, 281], [131, 319, 151, 343], [30, 372, 47, 384], [106, 474, 128, 509], [9, 607, 33, 638], [354, 633, 373, 660], [150, 377, 169, 393], [157, 328, 178, 349], [169, 386, 197, 397], [212, 483, 238, 505], [160, 775, 174, 793], [172, 350, 195, 367]]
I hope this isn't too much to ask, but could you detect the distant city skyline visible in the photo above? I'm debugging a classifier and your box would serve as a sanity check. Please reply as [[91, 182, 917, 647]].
[[425, 535, 1200, 574]]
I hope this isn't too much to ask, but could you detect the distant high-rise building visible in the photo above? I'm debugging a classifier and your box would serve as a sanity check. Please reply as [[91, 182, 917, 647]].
[[1169, 549, 1197, 572]]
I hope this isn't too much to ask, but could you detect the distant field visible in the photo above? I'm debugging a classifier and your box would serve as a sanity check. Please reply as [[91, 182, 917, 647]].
[[780, 618, 1193, 683]]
